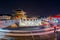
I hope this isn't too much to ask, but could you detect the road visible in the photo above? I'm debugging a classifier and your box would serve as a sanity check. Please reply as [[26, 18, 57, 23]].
[[0, 27, 60, 40]]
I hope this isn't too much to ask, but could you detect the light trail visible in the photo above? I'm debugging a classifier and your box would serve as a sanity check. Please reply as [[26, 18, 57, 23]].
[[0, 28, 59, 36], [5, 28, 60, 36]]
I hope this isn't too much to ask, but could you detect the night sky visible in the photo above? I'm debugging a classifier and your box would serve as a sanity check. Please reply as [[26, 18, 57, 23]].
[[0, 0, 60, 17]]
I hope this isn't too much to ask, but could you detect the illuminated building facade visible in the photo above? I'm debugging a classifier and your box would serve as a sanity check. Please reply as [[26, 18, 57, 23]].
[[0, 16, 11, 20], [19, 18, 41, 26], [13, 10, 41, 27], [0, 10, 59, 28], [15, 10, 27, 19]]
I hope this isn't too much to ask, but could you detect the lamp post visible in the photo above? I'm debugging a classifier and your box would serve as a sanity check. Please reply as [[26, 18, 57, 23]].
[[54, 25, 57, 40]]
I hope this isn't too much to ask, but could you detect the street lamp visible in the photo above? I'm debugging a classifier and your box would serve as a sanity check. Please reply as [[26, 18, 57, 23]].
[[54, 25, 57, 40]]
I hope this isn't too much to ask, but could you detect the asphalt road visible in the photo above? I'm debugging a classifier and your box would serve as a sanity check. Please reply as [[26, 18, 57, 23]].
[[1, 33, 60, 40], [0, 33, 55, 40], [0, 27, 60, 40]]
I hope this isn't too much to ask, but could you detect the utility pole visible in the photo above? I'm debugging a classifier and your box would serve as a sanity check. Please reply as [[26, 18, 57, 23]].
[[54, 27, 57, 40]]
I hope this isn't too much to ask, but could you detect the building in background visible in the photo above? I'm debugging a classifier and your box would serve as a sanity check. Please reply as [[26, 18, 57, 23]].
[[14, 10, 27, 19], [0, 15, 11, 20]]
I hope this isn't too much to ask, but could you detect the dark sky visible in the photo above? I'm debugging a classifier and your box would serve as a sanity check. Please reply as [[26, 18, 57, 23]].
[[0, 0, 60, 17]]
